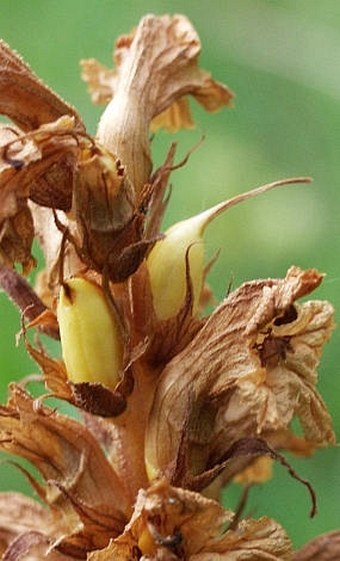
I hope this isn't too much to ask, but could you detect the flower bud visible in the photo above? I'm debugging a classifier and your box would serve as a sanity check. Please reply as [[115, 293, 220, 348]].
[[146, 213, 206, 321], [147, 177, 310, 321], [57, 277, 123, 388]]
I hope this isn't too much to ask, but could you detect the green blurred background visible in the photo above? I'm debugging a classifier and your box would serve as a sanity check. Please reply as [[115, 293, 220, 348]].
[[1, 0, 340, 548]]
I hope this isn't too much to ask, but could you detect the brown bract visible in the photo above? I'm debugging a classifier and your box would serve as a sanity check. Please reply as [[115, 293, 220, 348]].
[[0, 385, 129, 557], [145, 267, 335, 486]]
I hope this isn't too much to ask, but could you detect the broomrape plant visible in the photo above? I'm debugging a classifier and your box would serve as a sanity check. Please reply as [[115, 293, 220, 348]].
[[0, 13, 338, 561]]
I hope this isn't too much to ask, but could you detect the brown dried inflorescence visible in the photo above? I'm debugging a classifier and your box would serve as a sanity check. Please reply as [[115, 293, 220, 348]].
[[0, 13, 338, 561]]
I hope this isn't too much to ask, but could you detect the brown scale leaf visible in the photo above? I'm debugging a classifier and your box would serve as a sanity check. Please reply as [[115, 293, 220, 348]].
[[88, 480, 292, 561], [0, 385, 129, 554], [145, 266, 335, 484]]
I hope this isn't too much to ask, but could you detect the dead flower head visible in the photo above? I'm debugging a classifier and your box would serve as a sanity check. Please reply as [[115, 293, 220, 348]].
[[0, 12, 337, 561]]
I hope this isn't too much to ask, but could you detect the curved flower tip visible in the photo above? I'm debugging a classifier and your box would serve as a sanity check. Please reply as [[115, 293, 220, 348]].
[[82, 14, 233, 192], [146, 177, 311, 321]]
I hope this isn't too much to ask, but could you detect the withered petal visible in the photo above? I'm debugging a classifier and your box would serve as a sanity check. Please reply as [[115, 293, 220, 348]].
[[80, 58, 116, 105], [145, 267, 334, 484], [88, 481, 291, 560], [150, 97, 195, 133], [0, 117, 84, 276], [3, 532, 53, 561], [0, 385, 130, 520], [0, 205, 35, 274], [0, 494, 50, 553], [0, 116, 82, 216], [0, 40, 84, 132]]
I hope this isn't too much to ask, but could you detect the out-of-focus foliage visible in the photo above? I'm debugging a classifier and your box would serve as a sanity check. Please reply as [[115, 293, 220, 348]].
[[0, 0, 339, 548]]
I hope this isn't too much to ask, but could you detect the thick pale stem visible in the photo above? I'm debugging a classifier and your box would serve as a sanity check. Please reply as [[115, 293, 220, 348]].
[[108, 364, 157, 505]]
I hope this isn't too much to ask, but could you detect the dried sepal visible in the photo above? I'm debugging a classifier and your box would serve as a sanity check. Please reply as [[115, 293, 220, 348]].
[[88, 480, 292, 561], [0, 386, 129, 527], [126, 260, 202, 368], [0, 264, 60, 339], [73, 144, 135, 233], [29, 204, 82, 305], [24, 338, 72, 400], [72, 143, 152, 281], [145, 267, 335, 483], [83, 14, 233, 193]]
